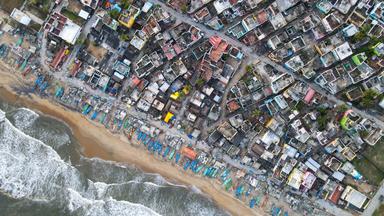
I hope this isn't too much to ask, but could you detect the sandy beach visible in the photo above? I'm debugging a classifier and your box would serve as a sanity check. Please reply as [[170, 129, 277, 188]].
[[0, 62, 267, 216]]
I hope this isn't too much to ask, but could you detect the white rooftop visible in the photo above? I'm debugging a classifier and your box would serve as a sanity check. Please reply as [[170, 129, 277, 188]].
[[78, 10, 90, 20], [59, 20, 81, 45], [334, 42, 352, 60], [10, 8, 31, 26]]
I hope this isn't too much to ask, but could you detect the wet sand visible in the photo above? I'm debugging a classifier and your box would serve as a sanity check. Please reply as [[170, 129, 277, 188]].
[[0, 63, 266, 216]]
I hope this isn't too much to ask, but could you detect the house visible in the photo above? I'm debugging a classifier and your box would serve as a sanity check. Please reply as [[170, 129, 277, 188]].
[[341, 186, 370, 210], [44, 12, 82, 45], [10, 9, 31, 26]]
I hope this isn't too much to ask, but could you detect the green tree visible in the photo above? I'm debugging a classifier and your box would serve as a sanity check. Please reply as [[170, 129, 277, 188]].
[[359, 130, 369, 139], [360, 89, 379, 108], [246, 65, 253, 73], [180, 4, 188, 13], [120, 0, 131, 9], [252, 109, 262, 117], [109, 9, 120, 20], [317, 108, 330, 131], [336, 104, 348, 113], [120, 34, 129, 41]]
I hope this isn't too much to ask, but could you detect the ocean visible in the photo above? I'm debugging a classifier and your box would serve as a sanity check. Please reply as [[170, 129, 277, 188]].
[[0, 99, 229, 216]]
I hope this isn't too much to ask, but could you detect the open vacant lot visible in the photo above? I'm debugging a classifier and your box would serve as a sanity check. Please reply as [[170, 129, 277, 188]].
[[0, 0, 24, 13], [353, 138, 384, 186]]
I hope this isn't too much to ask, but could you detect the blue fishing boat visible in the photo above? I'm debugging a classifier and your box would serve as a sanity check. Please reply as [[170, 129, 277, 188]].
[[175, 153, 181, 164], [147, 140, 154, 151], [84, 105, 92, 115], [157, 143, 163, 155], [91, 110, 98, 120], [34, 75, 44, 90], [162, 146, 170, 158], [203, 167, 211, 176], [137, 131, 143, 140], [235, 185, 244, 198], [168, 149, 175, 160], [82, 104, 89, 114], [40, 82, 49, 93], [143, 137, 151, 146], [183, 160, 190, 170], [195, 165, 204, 173], [249, 199, 256, 208], [141, 133, 147, 143], [99, 113, 106, 123], [220, 169, 230, 181], [212, 169, 219, 178], [55, 87, 64, 98], [271, 206, 281, 216], [117, 120, 123, 130], [245, 188, 252, 196], [190, 160, 198, 171]]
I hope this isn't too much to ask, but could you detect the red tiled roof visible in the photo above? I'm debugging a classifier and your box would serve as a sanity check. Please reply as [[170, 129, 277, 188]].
[[50, 47, 66, 69], [228, 100, 240, 112], [304, 88, 315, 104], [209, 36, 222, 49], [328, 185, 344, 204], [209, 41, 228, 62]]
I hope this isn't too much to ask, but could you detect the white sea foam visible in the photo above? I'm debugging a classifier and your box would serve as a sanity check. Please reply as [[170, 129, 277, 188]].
[[0, 111, 160, 216], [67, 188, 161, 216], [11, 107, 39, 130]]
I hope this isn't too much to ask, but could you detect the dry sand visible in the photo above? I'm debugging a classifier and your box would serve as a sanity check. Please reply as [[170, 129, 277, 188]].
[[0, 63, 266, 216]]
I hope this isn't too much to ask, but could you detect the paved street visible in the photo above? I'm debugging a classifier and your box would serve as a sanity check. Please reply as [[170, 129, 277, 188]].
[[362, 182, 384, 216]]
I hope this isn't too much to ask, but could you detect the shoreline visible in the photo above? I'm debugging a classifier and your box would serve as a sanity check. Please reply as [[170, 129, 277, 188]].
[[0, 64, 265, 216]]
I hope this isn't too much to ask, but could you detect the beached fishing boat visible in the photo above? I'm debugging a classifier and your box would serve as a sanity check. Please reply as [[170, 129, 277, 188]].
[[245, 188, 252, 196], [55, 87, 64, 98], [157, 143, 163, 155], [271, 206, 281, 216], [143, 137, 151, 146], [249, 199, 256, 208], [203, 167, 211, 176], [162, 146, 170, 158], [84, 105, 92, 115], [91, 110, 98, 120], [195, 165, 204, 173], [220, 169, 230, 181], [147, 140, 155, 151], [123, 119, 130, 129], [22, 66, 32, 77], [183, 160, 190, 170], [99, 113, 106, 123], [34, 75, 44, 90], [168, 148, 175, 160], [117, 119, 123, 130], [223, 178, 232, 191], [39, 81, 49, 93], [190, 160, 198, 171], [175, 153, 181, 164], [127, 128, 135, 140], [235, 185, 244, 198], [82, 104, 89, 114]]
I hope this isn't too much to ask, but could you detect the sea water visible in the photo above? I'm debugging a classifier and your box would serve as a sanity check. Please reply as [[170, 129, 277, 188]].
[[0, 99, 229, 216]]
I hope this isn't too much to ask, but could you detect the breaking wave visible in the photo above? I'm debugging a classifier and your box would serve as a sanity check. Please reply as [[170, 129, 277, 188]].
[[0, 109, 160, 216], [0, 106, 228, 216]]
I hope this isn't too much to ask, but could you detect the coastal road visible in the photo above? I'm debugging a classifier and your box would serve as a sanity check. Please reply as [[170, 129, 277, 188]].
[[148, 0, 384, 130]]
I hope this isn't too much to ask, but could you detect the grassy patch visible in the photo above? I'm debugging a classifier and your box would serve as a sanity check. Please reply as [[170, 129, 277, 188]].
[[363, 139, 384, 170], [373, 204, 384, 216], [0, 0, 24, 13], [61, 8, 84, 25], [352, 157, 384, 185]]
